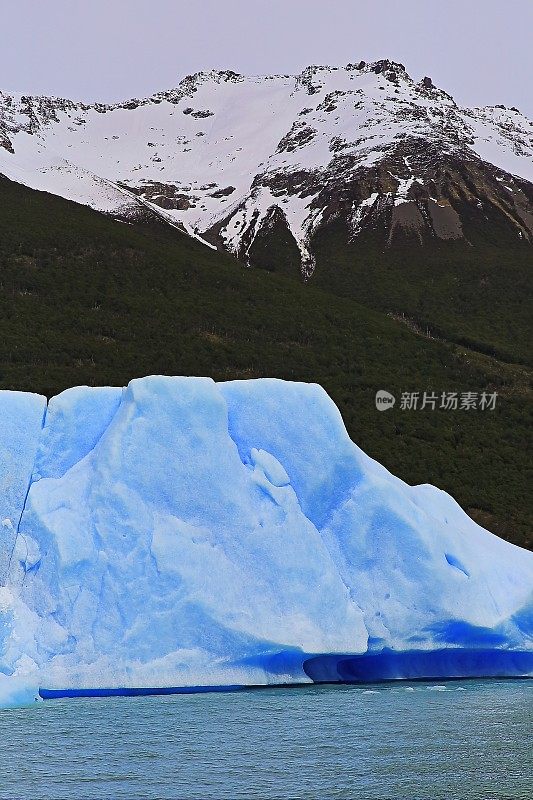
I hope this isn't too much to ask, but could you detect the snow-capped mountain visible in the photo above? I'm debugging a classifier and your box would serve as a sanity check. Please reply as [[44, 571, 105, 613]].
[[1, 60, 532, 275]]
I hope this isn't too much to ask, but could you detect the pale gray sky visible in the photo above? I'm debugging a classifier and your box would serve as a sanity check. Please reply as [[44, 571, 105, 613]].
[[2, 0, 532, 115]]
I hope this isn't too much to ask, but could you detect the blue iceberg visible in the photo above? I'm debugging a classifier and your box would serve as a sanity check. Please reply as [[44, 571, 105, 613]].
[[0, 376, 531, 704]]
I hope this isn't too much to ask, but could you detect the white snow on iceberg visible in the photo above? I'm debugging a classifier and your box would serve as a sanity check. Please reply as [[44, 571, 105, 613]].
[[0, 376, 531, 702]]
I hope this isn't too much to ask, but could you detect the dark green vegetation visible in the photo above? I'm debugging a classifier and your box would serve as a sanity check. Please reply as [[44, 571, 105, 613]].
[[0, 176, 531, 547], [311, 214, 533, 366]]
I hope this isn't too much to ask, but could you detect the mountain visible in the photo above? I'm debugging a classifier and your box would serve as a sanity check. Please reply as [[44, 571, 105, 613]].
[[1, 61, 532, 262], [1, 61, 532, 364], [0, 63, 532, 547]]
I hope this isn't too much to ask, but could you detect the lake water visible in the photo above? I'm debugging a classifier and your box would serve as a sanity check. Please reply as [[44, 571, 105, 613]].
[[1, 679, 531, 799]]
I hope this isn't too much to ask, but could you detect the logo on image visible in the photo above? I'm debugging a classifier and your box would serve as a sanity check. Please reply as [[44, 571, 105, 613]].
[[375, 390, 396, 411]]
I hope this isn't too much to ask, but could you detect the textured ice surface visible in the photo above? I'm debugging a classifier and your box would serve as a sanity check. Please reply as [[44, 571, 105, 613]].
[[0, 377, 532, 702], [33, 386, 123, 481], [0, 391, 46, 583]]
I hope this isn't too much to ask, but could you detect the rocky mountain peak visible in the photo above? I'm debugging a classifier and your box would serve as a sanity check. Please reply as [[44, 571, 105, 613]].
[[0, 65, 531, 276]]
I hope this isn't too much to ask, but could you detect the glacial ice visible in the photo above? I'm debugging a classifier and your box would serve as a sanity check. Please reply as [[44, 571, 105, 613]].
[[0, 376, 531, 705], [0, 391, 46, 583]]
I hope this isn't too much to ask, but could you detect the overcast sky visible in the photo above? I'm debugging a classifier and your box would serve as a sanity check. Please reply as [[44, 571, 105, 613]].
[[2, 0, 532, 115]]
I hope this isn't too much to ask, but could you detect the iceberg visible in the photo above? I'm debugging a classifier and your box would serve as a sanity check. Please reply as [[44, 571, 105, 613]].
[[0, 376, 531, 703]]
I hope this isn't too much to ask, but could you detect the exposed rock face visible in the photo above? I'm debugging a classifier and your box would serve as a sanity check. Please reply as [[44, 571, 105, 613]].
[[0, 63, 532, 275]]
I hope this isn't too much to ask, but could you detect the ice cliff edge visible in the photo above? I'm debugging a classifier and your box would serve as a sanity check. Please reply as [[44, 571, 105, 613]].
[[0, 376, 532, 705]]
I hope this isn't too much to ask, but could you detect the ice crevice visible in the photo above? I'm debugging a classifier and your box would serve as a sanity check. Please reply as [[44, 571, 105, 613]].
[[5, 401, 48, 584], [0, 375, 532, 705], [0, 393, 48, 586]]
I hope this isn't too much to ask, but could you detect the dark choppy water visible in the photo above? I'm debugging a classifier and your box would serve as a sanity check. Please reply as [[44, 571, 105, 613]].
[[1, 679, 531, 799]]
